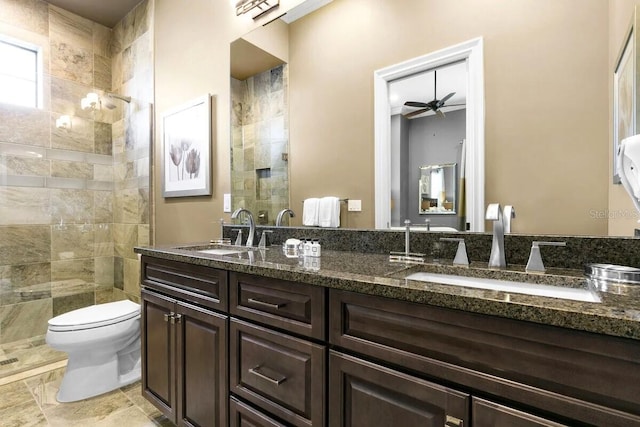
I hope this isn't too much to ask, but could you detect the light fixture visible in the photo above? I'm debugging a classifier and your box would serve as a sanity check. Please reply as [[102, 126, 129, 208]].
[[235, 0, 279, 19], [81, 92, 100, 111], [55, 115, 71, 130]]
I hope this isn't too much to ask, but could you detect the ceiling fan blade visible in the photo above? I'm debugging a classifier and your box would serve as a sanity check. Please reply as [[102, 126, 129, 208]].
[[435, 109, 445, 119], [439, 92, 456, 105], [404, 101, 429, 108], [404, 108, 429, 118]]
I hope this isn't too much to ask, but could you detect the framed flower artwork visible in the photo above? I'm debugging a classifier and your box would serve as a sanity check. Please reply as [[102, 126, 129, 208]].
[[162, 94, 212, 197]]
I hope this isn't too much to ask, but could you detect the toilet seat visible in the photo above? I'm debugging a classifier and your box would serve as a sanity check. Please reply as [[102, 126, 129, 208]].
[[48, 300, 140, 332]]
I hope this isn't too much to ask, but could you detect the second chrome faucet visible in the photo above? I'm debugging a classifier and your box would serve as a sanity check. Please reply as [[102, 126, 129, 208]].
[[485, 203, 506, 268]]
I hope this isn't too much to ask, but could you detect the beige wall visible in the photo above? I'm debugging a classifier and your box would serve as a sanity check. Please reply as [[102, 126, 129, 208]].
[[153, 0, 304, 244], [155, 0, 611, 241]]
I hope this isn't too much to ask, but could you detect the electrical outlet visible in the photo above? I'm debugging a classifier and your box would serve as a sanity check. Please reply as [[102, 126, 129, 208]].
[[223, 193, 231, 213], [348, 199, 362, 212]]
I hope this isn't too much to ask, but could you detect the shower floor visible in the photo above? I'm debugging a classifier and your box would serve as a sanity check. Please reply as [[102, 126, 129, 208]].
[[0, 335, 66, 379]]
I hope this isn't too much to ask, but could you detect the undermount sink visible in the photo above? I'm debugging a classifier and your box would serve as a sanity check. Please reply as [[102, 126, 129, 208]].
[[406, 272, 601, 303], [197, 248, 246, 256]]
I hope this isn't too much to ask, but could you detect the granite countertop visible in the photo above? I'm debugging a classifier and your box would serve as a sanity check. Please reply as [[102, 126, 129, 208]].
[[135, 243, 640, 341]]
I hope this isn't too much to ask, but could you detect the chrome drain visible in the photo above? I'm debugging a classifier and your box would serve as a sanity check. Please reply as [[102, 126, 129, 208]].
[[0, 358, 18, 366]]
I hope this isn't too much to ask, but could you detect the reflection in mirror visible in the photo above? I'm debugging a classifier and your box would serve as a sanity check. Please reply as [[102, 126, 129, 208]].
[[376, 38, 484, 232], [419, 163, 457, 216], [230, 25, 290, 225]]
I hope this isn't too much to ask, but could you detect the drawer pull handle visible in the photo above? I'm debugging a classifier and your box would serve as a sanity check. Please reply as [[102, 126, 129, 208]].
[[247, 298, 286, 310], [445, 415, 463, 427], [249, 365, 287, 386], [171, 313, 182, 324], [163, 313, 171, 322]]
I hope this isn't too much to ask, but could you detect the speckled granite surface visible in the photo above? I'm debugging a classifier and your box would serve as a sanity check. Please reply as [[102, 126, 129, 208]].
[[222, 225, 640, 270], [135, 242, 640, 341]]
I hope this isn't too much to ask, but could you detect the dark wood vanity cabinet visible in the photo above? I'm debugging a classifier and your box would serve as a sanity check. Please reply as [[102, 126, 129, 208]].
[[329, 289, 640, 427], [139, 255, 640, 427], [329, 351, 469, 427], [141, 257, 228, 427]]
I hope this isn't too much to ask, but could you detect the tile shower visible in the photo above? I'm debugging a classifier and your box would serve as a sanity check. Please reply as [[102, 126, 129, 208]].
[[0, 0, 153, 377], [231, 64, 290, 225]]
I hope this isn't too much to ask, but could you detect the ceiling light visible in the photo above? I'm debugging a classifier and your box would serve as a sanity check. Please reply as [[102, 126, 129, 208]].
[[235, 0, 279, 19]]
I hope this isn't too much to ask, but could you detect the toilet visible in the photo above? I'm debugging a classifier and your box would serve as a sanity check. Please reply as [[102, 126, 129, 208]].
[[46, 300, 142, 402]]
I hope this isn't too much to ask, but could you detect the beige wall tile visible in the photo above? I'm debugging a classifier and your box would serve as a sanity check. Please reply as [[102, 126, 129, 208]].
[[0, 187, 50, 225], [94, 224, 113, 257], [113, 223, 136, 259], [50, 259, 94, 283], [123, 257, 140, 297], [114, 189, 139, 224], [51, 113, 94, 153], [51, 160, 92, 179], [92, 22, 112, 58], [50, 77, 93, 119], [94, 54, 112, 92], [50, 41, 93, 85], [51, 224, 95, 261], [94, 191, 113, 223], [0, 298, 52, 342], [93, 164, 114, 181], [94, 256, 114, 286], [0, 156, 50, 177], [94, 121, 112, 155], [50, 189, 93, 224], [0, 226, 51, 265], [0, 104, 49, 147], [52, 291, 93, 317], [0, 0, 48, 36], [50, 278, 94, 299], [48, 5, 93, 51]]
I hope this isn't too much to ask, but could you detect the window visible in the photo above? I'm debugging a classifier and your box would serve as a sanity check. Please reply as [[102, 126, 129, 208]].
[[0, 36, 41, 108]]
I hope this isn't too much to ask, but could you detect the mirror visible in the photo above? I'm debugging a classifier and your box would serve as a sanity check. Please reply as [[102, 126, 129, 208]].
[[231, 0, 629, 237], [419, 164, 457, 215]]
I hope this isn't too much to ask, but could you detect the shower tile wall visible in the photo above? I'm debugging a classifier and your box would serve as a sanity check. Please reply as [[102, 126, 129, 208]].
[[231, 64, 290, 224], [111, 0, 153, 303], [0, 0, 152, 351]]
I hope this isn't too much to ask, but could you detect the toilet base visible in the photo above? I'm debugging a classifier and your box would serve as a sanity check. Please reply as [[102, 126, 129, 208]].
[[56, 340, 141, 402]]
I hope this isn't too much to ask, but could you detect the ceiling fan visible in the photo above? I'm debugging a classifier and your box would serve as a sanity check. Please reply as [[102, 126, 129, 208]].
[[403, 69, 464, 119]]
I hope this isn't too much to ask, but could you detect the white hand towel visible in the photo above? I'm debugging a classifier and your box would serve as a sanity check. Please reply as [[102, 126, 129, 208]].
[[319, 196, 340, 228], [302, 198, 320, 226]]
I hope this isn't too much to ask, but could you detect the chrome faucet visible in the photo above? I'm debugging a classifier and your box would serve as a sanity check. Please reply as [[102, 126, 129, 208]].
[[503, 205, 516, 234], [276, 208, 295, 226], [231, 208, 256, 247], [485, 203, 506, 268]]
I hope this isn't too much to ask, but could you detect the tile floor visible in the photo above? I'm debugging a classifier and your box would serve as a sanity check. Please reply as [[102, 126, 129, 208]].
[[0, 336, 66, 379], [0, 365, 174, 426]]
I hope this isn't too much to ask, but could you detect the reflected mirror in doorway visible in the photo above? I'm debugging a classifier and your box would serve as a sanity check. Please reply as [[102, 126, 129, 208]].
[[419, 163, 456, 215]]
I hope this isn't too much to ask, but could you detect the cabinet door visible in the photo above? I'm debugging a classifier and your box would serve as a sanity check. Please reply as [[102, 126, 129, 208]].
[[176, 301, 228, 427], [473, 398, 568, 427], [329, 351, 469, 427], [141, 289, 177, 422]]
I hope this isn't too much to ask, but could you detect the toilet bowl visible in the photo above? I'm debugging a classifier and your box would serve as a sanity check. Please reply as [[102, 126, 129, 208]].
[[46, 300, 141, 402]]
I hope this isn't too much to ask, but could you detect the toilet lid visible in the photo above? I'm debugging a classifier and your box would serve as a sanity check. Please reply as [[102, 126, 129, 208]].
[[48, 300, 140, 331]]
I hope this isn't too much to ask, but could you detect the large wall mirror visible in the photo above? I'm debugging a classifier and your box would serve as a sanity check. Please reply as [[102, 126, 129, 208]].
[[231, 0, 627, 237]]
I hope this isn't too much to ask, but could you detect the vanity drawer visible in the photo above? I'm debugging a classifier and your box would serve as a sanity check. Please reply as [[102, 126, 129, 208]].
[[141, 256, 227, 311], [230, 318, 325, 427], [329, 289, 640, 426], [230, 272, 325, 340], [230, 397, 290, 427]]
